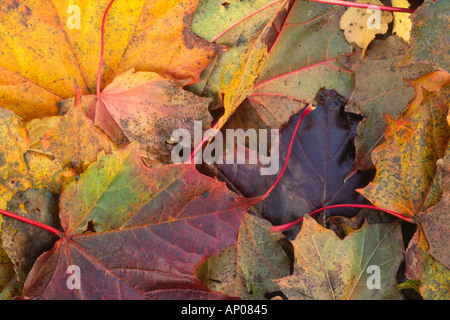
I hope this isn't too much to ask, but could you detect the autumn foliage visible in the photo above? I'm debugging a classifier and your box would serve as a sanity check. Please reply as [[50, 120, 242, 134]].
[[0, 0, 449, 300]]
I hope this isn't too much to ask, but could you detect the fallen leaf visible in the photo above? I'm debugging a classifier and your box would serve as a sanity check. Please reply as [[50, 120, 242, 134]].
[[273, 215, 404, 300], [41, 85, 113, 172], [392, 0, 412, 43], [217, 89, 371, 239], [0, 108, 30, 192], [1, 189, 61, 282], [419, 154, 450, 269], [359, 76, 450, 219], [405, 229, 450, 300], [400, 0, 449, 72], [21, 143, 261, 299], [246, 0, 354, 128], [339, 0, 393, 56], [344, 36, 436, 171], [0, 0, 221, 120], [0, 107, 75, 197], [196, 213, 291, 300], [190, 0, 289, 129], [24, 116, 62, 154], [0, 216, 20, 300], [92, 69, 213, 162]]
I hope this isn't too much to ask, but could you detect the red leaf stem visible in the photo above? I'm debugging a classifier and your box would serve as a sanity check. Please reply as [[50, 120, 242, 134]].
[[96, 0, 116, 96], [0, 208, 64, 238], [270, 204, 415, 233], [263, 104, 316, 196]]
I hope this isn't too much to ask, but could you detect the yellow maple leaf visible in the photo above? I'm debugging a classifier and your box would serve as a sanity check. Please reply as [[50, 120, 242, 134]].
[[392, 0, 412, 42], [340, 0, 393, 55]]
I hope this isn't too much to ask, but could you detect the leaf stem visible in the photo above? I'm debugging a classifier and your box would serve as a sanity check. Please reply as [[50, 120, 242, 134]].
[[187, 121, 220, 163], [308, 0, 414, 13], [97, 0, 116, 96], [0, 208, 64, 238], [264, 104, 316, 196], [270, 204, 415, 233]]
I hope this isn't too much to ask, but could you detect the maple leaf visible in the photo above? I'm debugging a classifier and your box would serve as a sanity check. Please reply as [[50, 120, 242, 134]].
[[359, 74, 450, 219], [419, 154, 450, 269], [196, 213, 291, 300], [404, 229, 450, 300], [41, 84, 113, 173], [0, 107, 75, 196], [21, 143, 261, 299], [190, 0, 289, 129], [1, 188, 61, 283], [0, 0, 222, 120], [344, 36, 436, 172], [400, 0, 449, 73], [339, 0, 393, 56], [242, 0, 354, 129], [272, 215, 404, 300], [77, 69, 213, 163], [216, 89, 371, 239]]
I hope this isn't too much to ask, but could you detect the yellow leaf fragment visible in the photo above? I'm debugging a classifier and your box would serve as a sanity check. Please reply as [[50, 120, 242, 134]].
[[392, 0, 412, 42], [340, 0, 393, 55]]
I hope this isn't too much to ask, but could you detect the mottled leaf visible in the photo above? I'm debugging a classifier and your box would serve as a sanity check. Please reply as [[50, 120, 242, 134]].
[[1, 189, 61, 282], [344, 36, 436, 171], [41, 85, 113, 172], [273, 215, 404, 300], [197, 213, 290, 300], [392, 0, 412, 43], [91, 69, 213, 163], [22, 143, 260, 299], [400, 0, 449, 72], [0, 108, 30, 192], [0, 0, 222, 120], [339, 0, 392, 56], [246, 0, 354, 128], [419, 154, 450, 269], [191, 0, 289, 129], [359, 76, 450, 219], [25, 116, 62, 154], [405, 229, 450, 300]]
